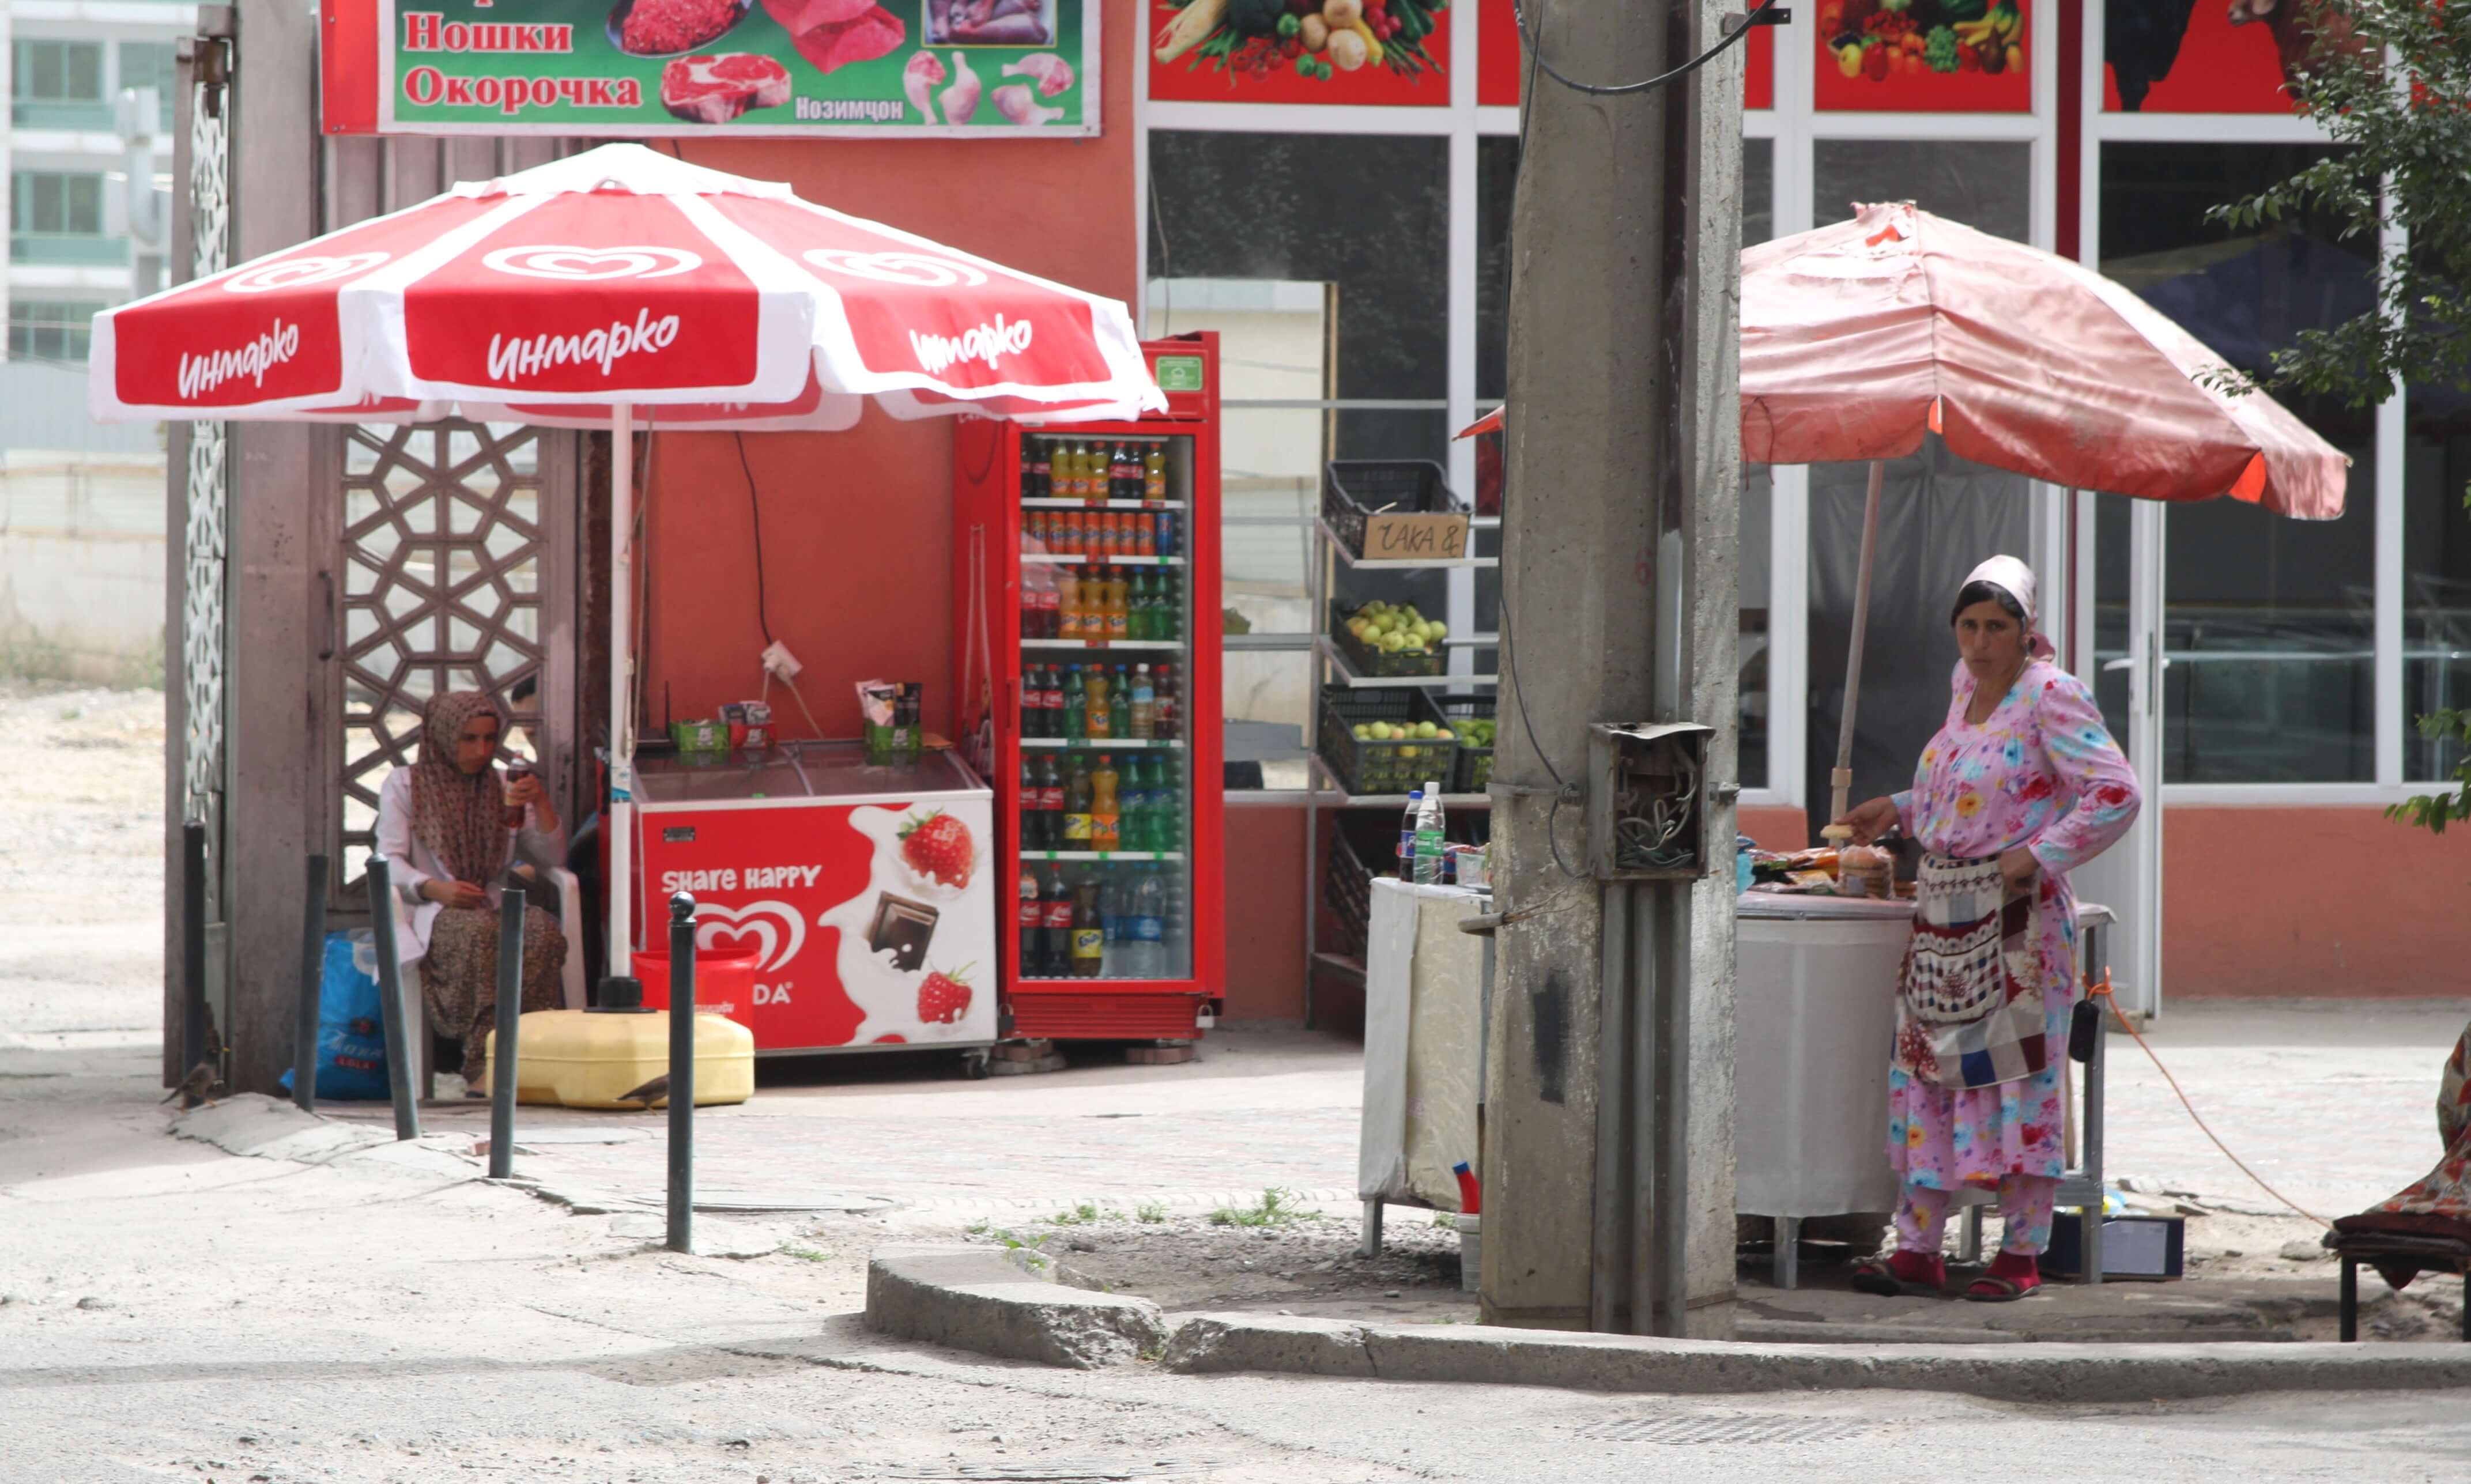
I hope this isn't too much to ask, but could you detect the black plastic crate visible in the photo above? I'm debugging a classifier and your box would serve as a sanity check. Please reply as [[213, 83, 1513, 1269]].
[[1322, 460, 1463, 561], [1323, 813, 1386, 958], [1328, 601, 1445, 678], [1439, 694, 1498, 795], [1317, 686, 1458, 798]]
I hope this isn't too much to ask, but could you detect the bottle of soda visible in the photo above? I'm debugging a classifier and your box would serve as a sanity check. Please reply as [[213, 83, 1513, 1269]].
[[1040, 864, 1073, 976], [1152, 756, 1181, 854], [1413, 782, 1448, 886], [1151, 664, 1176, 741], [1128, 867, 1167, 979], [1020, 756, 1044, 852], [1161, 572, 1183, 640], [1398, 788, 1423, 879], [1114, 442, 1137, 503], [1035, 752, 1063, 844], [1045, 666, 1067, 734], [1135, 513, 1157, 558], [1089, 753, 1119, 854], [1084, 667, 1112, 740], [1123, 569, 1149, 641], [1029, 439, 1052, 501], [1143, 443, 1167, 503], [1109, 665, 1132, 741], [1061, 665, 1087, 741], [1056, 569, 1082, 640], [1018, 866, 1043, 974], [1100, 867, 1126, 973], [1018, 671, 1040, 737], [1130, 664, 1155, 740], [1107, 568, 1131, 641], [1023, 508, 1047, 556], [1070, 877, 1106, 977], [1156, 508, 1178, 558], [1062, 757, 1093, 850]]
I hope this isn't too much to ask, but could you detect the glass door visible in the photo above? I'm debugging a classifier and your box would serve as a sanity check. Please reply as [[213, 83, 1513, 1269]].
[[1014, 430, 1199, 984]]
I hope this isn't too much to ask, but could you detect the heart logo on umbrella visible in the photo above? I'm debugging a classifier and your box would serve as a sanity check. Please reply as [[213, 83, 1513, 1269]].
[[223, 252, 391, 293], [802, 248, 988, 288], [692, 898, 805, 973], [481, 244, 703, 281]]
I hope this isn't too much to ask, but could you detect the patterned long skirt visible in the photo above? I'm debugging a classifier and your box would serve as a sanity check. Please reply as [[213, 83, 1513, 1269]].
[[424, 904, 567, 1083]]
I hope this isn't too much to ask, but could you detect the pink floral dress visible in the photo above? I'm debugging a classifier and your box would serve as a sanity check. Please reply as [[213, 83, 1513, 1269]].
[[1886, 659, 2140, 1192]]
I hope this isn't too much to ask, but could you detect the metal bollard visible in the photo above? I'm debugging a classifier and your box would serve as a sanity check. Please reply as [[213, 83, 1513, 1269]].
[[488, 888, 526, 1180], [364, 858, 421, 1141], [180, 820, 208, 1103], [666, 892, 696, 1254], [294, 854, 329, 1114]]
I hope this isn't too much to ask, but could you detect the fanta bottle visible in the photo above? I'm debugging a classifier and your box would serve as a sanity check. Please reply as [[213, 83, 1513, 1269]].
[[1091, 754, 1121, 854], [1057, 571, 1082, 639]]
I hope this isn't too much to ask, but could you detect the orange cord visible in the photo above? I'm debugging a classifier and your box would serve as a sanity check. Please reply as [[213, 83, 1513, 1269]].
[[2089, 969, 2330, 1229]]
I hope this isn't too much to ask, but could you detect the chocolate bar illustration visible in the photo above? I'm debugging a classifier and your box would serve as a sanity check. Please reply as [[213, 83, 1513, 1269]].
[[867, 892, 940, 972]]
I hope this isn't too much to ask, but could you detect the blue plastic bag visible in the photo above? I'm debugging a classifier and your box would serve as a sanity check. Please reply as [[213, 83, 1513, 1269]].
[[276, 930, 394, 1101]]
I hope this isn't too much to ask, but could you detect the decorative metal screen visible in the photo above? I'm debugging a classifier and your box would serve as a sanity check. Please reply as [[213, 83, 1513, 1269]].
[[336, 421, 554, 892], [179, 41, 230, 917]]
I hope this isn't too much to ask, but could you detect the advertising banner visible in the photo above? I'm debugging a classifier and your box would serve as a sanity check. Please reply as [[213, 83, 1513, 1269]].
[[322, 0, 1099, 136], [1475, 0, 1773, 111], [1813, 0, 2031, 114], [2102, 0, 2299, 114], [1148, 0, 1452, 105]]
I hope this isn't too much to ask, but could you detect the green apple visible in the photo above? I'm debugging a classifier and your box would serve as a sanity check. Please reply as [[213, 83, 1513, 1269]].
[[1352, 724, 1372, 741], [1416, 722, 1439, 739]]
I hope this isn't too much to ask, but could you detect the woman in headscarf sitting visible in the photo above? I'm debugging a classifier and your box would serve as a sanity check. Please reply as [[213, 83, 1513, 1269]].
[[375, 689, 569, 1094], [1834, 557, 2141, 1301]]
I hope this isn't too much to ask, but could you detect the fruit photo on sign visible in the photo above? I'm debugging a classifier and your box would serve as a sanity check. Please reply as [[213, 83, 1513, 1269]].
[[1152, 0, 1445, 89], [1816, 0, 2029, 110]]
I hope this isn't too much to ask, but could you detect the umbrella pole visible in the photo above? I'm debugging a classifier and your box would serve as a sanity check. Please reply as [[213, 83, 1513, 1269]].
[[1831, 459, 1885, 823], [608, 401, 636, 986]]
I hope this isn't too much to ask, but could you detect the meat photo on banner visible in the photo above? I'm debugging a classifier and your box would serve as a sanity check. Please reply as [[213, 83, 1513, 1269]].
[[1813, 0, 2031, 112], [348, 0, 1097, 135]]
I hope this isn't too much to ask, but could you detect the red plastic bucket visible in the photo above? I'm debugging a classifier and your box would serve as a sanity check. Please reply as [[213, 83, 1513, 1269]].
[[631, 947, 761, 1026]]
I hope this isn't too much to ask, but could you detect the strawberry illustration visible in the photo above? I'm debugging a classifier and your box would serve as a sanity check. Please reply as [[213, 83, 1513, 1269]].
[[899, 809, 976, 889], [917, 962, 975, 1025]]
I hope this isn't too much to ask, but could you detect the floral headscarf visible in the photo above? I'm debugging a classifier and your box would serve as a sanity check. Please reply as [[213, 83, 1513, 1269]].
[[412, 690, 512, 885]]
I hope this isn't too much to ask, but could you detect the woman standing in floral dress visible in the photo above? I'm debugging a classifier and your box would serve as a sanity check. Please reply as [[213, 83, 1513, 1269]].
[[1838, 557, 2140, 1301]]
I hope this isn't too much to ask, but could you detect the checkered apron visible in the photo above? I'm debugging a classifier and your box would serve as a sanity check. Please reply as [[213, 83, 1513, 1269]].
[[1895, 854, 2047, 1090]]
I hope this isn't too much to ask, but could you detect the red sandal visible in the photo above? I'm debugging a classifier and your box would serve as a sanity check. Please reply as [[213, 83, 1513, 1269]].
[[1850, 1249, 1946, 1298], [1965, 1252, 2043, 1302]]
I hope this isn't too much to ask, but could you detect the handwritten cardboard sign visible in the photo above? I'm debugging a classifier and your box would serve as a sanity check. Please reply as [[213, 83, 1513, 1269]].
[[1364, 509, 1469, 561]]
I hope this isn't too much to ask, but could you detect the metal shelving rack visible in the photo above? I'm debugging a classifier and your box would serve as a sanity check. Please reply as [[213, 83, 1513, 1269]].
[[1299, 509, 1501, 1022]]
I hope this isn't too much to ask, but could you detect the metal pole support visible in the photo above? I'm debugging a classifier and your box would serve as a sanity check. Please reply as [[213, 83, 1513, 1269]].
[[666, 892, 696, 1254], [364, 858, 421, 1141], [488, 889, 527, 1180], [293, 854, 329, 1114], [180, 820, 208, 1104]]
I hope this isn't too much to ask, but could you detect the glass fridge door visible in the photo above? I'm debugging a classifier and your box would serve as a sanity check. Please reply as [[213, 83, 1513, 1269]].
[[1013, 430, 1198, 983]]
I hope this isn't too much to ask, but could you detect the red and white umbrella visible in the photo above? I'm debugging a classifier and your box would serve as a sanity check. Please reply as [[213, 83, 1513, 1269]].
[[90, 141, 1162, 427], [95, 142, 1163, 976]]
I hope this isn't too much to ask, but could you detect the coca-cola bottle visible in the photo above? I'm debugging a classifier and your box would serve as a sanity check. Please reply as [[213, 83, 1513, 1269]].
[[1039, 864, 1074, 976], [1019, 756, 1045, 851], [1035, 753, 1063, 848], [1027, 438, 1052, 501], [1017, 866, 1042, 976]]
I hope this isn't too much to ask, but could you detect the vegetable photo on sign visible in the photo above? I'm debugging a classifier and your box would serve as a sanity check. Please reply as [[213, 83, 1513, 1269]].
[[1148, 0, 1451, 104], [1813, 0, 2031, 112]]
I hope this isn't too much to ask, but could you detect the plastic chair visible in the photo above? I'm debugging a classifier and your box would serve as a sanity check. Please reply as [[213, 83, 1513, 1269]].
[[385, 851, 586, 1101]]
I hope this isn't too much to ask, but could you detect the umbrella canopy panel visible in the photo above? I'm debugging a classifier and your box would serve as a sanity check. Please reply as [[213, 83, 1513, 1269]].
[[90, 143, 1163, 429]]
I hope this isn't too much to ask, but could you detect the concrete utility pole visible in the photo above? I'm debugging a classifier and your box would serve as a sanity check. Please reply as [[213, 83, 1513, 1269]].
[[1483, 0, 1744, 1337]]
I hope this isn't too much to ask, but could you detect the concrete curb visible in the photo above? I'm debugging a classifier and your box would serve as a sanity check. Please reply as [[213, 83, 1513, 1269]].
[[865, 1245, 1171, 1370], [865, 1245, 2471, 1400], [1162, 1312, 2471, 1402]]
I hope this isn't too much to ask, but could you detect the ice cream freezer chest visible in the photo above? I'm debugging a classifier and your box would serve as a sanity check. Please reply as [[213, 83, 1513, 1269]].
[[631, 742, 998, 1054]]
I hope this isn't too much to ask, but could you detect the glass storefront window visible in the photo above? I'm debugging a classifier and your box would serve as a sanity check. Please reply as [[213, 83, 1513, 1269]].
[[2101, 142, 2377, 783], [1480, 134, 1777, 790], [2406, 386, 2471, 783], [1805, 141, 2035, 830]]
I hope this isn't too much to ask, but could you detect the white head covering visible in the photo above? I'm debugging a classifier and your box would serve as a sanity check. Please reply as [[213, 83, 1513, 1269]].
[[1959, 554, 2056, 660]]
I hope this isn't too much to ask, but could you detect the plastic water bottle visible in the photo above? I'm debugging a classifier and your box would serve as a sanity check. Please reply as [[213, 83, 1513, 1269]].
[[1398, 788, 1423, 879], [1413, 781, 1447, 886], [1127, 867, 1167, 979]]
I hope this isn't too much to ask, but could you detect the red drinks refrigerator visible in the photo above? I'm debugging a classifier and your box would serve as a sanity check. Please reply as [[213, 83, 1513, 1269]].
[[952, 334, 1225, 1040]]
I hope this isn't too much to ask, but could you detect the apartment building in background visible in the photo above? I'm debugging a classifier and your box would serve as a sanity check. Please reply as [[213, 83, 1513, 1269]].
[[3, 0, 192, 365]]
